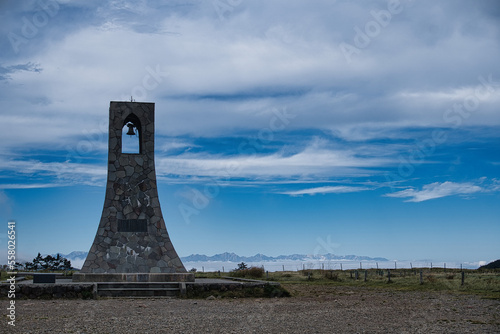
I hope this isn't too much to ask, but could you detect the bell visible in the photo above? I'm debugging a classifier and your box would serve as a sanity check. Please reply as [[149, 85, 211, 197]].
[[126, 123, 135, 136]]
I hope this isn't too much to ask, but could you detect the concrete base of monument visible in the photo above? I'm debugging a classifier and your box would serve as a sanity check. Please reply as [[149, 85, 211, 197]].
[[72, 272, 195, 283], [4, 277, 283, 298]]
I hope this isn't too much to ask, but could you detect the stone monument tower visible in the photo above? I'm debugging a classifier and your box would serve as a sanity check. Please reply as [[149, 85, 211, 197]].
[[73, 101, 193, 282]]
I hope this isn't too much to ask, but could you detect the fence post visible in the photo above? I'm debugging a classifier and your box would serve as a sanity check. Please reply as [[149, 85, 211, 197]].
[[355, 270, 359, 280], [266, 271, 269, 279], [461, 271, 465, 286], [282, 265, 285, 272], [387, 269, 391, 283], [364, 270, 367, 282], [420, 269, 423, 285], [340, 263, 343, 271], [218, 270, 221, 277]]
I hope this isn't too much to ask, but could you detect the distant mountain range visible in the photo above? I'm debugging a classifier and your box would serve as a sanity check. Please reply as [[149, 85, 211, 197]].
[[57, 251, 388, 265], [180, 252, 389, 262], [58, 251, 88, 259]]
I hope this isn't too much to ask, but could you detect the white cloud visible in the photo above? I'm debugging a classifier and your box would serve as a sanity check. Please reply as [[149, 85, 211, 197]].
[[385, 181, 484, 202], [279, 186, 371, 197], [157, 140, 395, 181], [0, 159, 106, 188], [0, 183, 67, 190], [156, 139, 200, 153], [1, 0, 499, 152], [0, 0, 499, 195]]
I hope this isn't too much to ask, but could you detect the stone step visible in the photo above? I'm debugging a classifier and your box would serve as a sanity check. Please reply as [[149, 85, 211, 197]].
[[98, 289, 179, 297], [99, 287, 179, 291], [97, 283, 179, 290], [96, 282, 181, 297]]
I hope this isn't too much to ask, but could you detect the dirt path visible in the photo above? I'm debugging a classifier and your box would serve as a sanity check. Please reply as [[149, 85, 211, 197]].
[[6, 285, 500, 333]]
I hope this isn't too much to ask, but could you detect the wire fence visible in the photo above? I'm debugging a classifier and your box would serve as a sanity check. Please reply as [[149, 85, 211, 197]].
[[185, 260, 479, 273]]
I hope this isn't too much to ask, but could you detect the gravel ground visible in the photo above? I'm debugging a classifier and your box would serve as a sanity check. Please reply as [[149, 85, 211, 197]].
[[6, 285, 500, 333]]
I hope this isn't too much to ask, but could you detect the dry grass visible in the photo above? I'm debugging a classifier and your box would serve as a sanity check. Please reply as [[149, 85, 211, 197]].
[[260, 268, 500, 299]]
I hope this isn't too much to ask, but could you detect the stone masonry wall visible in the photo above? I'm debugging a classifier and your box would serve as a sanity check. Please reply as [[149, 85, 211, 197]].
[[79, 102, 187, 274]]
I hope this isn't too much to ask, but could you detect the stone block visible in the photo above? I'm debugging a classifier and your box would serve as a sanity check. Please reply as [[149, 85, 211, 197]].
[[125, 166, 135, 176], [123, 205, 133, 215], [119, 156, 128, 166], [151, 197, 160, 208], [134, 156, 144, 166], [109, 138, 117, 150]]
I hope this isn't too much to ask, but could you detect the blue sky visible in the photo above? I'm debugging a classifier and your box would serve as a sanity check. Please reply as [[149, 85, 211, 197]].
[[1, 0, 499, 266]]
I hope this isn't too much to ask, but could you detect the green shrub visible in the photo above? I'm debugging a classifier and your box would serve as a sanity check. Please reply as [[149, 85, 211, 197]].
[[230, 266, 264, 279], [263, 284, 291, 298]]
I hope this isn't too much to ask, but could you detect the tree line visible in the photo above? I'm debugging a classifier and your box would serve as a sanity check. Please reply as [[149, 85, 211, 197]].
[[14, 253, 72, 271]]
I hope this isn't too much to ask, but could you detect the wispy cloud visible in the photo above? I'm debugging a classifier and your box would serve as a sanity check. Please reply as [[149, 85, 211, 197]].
[[0, 183, 70, 190], [158, 140, 395, 181], [0, 62, 42, 80], [279, 185, 372, 197], [385, 181, 485, 202], [0, 159, 106, 188], [156, 139, 200, 153]]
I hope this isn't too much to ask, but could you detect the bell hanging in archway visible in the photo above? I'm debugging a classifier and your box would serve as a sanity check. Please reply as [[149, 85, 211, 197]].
[[126, 122, 135, 136]]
